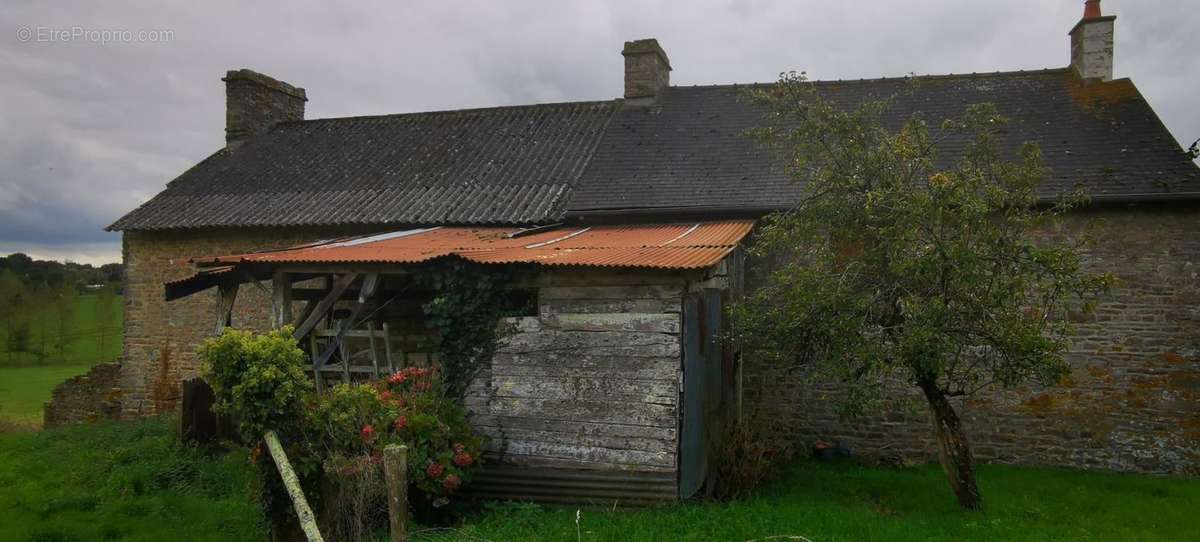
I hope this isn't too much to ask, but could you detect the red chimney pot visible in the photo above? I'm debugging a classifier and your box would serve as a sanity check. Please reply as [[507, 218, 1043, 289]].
[[1083, 0, 1102, 19]]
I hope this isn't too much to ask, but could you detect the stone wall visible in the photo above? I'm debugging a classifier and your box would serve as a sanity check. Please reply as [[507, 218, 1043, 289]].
[[744, 203, 1200, 475], [44, 362, 122, 427], [120, 226, 373, 418]]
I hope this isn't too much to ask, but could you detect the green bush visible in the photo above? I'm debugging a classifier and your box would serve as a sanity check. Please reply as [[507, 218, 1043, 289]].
[[200, 326, 313, 439]]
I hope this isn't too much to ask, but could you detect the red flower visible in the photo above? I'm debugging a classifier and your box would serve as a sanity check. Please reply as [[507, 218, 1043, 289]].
[[426, 462, 444, 479], [361, 424, 375, 442], [452, 443, 466, 453], [388, 372, 407, 385], [453, 452, 473, 467], [442, 473, 462, 491], [394, 416, 408, 430], [380, 390, 393, 402]]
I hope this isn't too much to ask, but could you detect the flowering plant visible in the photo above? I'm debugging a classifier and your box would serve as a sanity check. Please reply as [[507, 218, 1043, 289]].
[[375, 367, 483, 504], [309, 367, 484, 506]]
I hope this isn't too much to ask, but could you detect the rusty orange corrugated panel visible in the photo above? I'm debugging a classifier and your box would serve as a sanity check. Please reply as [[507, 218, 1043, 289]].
[[191, 220, 756, 270]]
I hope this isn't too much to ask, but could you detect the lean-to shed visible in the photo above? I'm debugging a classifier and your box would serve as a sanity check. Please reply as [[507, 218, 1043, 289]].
[[167, 221, 754, 502]]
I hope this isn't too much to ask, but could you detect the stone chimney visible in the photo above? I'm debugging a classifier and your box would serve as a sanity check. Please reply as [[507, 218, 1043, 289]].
[[622, 39, 671, 106], [222, 69, 307, 147], [1069, 0, 1116, 82]]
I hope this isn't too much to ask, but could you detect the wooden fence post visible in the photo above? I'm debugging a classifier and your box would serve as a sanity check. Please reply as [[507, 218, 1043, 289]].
[[263, 430, 325, 542], [383, 444, 409, 542]]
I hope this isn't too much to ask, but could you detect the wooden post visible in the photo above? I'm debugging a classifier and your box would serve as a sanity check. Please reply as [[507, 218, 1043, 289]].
[[273, 270, 293, 329], [263, 430, 325, 542], [214, 281, 239, 335], [382, 322, 395, 374], [367, 321, 381, 378], [383, 444, 408, 542]]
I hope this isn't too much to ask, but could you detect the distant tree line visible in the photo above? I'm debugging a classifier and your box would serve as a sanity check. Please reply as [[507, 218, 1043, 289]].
[[0, 253, 124, 364]]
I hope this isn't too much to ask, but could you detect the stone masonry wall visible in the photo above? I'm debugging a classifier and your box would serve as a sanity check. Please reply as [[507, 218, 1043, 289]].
[[44, 362, 122, 427], [744, 203, 1200, 475], [120, 226, 372, 418]]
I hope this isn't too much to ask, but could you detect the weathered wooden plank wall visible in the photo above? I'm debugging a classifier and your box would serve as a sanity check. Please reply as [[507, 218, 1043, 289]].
[[467, 269, 691, 473]]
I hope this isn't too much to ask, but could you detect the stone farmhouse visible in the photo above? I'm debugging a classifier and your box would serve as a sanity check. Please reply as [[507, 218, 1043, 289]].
[[58, 0, 1198, 500]]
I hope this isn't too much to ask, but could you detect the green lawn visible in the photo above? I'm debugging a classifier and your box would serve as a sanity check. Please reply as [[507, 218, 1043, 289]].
[[0, 364, 97, 427], [0, 417, 265, 542], [0, 293, 123, 367], [0, 418, 1195, 542], [423, 460, 1199, 542]]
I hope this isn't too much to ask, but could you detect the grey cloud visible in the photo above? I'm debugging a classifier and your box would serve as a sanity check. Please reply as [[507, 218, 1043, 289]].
[[1, 0, 1196, 265]]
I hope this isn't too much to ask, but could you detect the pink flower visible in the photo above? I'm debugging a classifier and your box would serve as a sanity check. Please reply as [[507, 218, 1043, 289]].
[[453, 452, 473, 467], [394, 416, 408, 430], [426, 462, 445, 479], [361, 424, 375, 442], [380, 390, 393, 402], [442, 473, 462, 491]]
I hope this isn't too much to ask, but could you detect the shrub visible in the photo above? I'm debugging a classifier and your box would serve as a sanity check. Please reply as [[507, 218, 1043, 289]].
[[710, 409, 794, 500], [199, 327, 312, 439]]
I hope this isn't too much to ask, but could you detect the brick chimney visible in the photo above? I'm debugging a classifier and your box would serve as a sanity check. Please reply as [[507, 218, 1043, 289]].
[[222, 69, 307, 147], [1069, 0, 1116, 82], [622, 39, 671, 106]]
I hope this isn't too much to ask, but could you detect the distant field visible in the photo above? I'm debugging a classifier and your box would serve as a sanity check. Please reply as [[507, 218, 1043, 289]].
[[0, 364, 95, 426], [0, 293, 122, 427], [0, 293, 122, 366]]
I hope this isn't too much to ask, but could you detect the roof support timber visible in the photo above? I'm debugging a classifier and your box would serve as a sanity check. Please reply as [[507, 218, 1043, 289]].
[[312, 272, 380, 372], [292, 273, 360, 340]]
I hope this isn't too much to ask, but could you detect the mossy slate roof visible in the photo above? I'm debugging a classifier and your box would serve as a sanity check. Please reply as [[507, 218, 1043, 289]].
[[110, 68, 1200, 231]]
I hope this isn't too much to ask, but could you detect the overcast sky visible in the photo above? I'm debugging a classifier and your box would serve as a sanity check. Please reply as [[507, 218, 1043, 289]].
[[2, 0, 1197, 265]]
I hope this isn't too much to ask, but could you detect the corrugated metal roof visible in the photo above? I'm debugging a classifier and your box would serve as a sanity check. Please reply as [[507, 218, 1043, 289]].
[[567, 70, 1200, 214], [192, 220, 754, 270], [109, 101, 615, 231]]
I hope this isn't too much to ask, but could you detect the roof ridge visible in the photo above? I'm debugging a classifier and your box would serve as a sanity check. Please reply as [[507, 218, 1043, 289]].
[[671, 67, 1075, 91], [277, 99, 618, 128]]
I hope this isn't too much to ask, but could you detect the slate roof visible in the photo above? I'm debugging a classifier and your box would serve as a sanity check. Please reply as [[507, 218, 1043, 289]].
[[110, 68, 1200, 231], [568, 69, 1200, 216], [109, 101, 615, 230]]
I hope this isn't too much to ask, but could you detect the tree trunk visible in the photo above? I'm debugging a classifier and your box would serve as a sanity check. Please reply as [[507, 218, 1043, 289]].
[[919, 379, 982, 510]]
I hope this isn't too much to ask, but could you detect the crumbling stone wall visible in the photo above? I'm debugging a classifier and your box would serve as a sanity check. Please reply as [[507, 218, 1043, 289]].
[[119, 226, 373, 418], [744, 203, 1200, 475], [44, 362, 122, 427]]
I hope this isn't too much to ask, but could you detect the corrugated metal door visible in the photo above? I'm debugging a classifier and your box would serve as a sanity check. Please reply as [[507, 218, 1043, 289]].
[[681, 290, 725, 499], [680, 293, 705, 498]]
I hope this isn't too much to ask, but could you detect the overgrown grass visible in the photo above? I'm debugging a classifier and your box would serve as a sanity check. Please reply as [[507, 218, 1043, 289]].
[[0, 417, 265, 542], [0, 364, 96, 426], [416, 460, 1199, 541], [0, 293, 123, 367]]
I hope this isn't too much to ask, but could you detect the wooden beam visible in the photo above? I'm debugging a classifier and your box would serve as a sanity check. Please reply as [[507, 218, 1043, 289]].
[[291, 288, 362, 302], [312, 273, 379, 371], [368, 321, 381, 378], [292, 273, 360, 340], [214, 281, 239, 335], [382, 322, 395, 373], [272, 271, 293, 329]]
